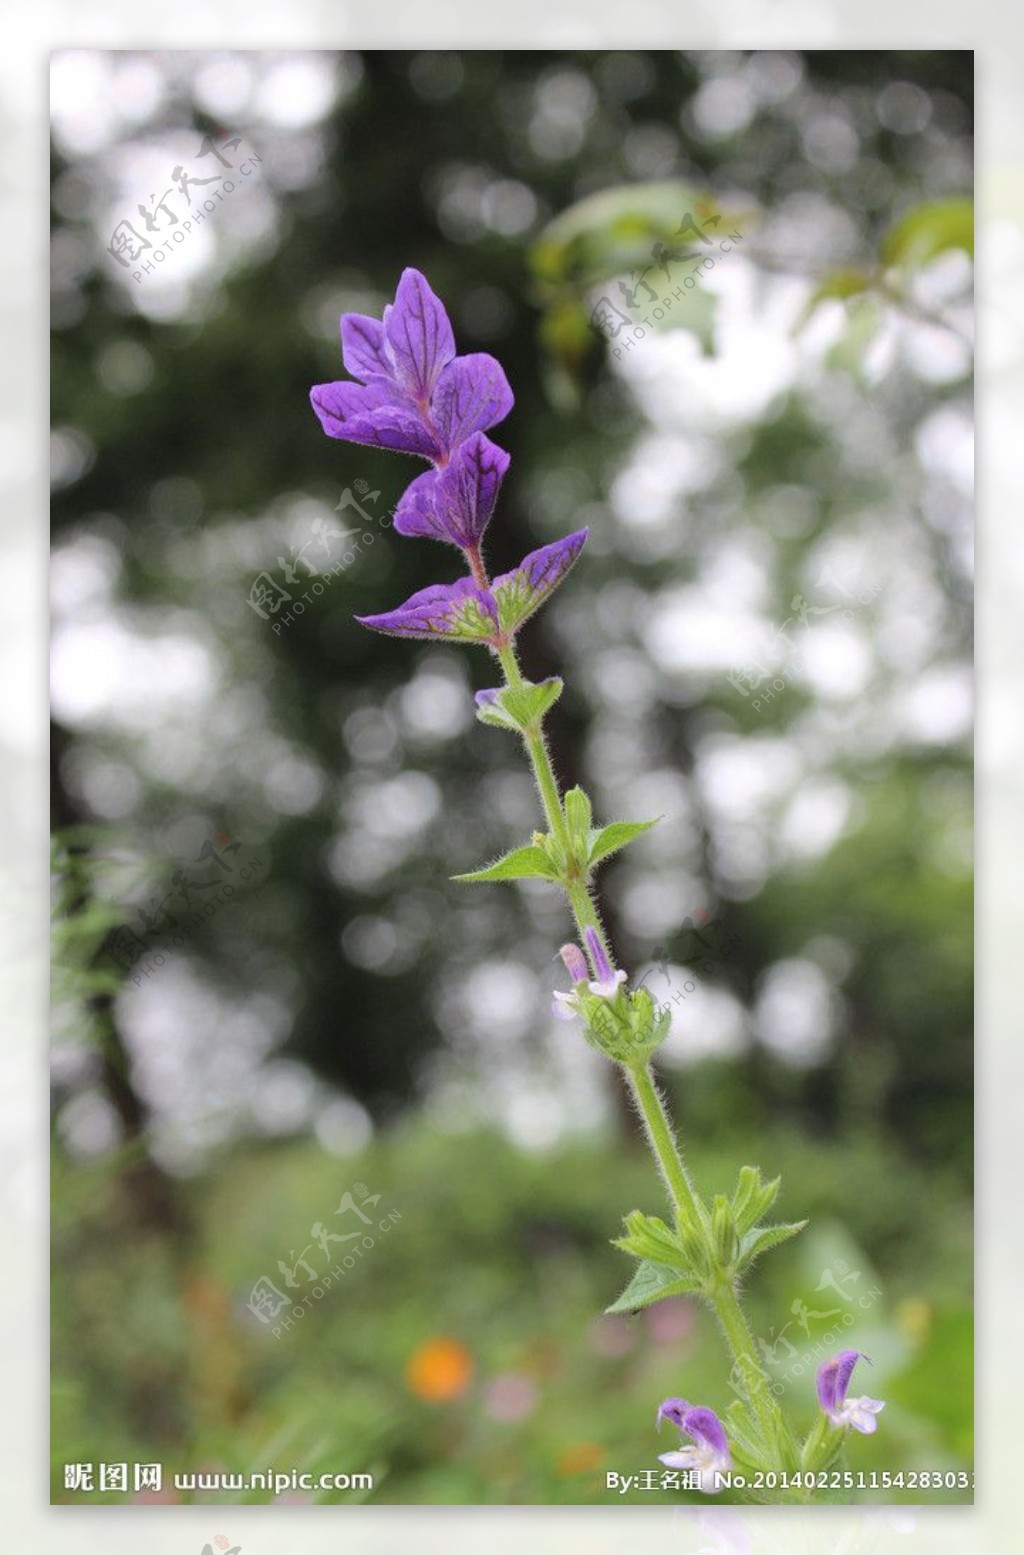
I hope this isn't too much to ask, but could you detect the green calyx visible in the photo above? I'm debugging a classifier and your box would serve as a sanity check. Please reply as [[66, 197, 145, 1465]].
[[474, 677, 563, 733], [573, 983, 672, 1063]]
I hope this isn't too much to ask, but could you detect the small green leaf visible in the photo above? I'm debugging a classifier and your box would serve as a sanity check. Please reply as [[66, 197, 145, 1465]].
[[737, 1221, 807, 1266], [453, 845, 560, 884], [881, 198, 974, 268], [588, 818, 659, 866], [605, 1259, 701, 1314]]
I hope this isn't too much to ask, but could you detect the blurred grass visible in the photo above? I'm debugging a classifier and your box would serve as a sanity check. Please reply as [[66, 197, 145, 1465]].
[[51, 1113, 972, 1505]]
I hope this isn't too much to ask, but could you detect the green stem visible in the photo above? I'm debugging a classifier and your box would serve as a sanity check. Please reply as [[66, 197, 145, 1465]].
[[496, 642, 568, 839], [626, 1061, 703, 1230], [492, 601, 795, 1476], [710, 1279, 786, 1446], [496, 639, 608, 957]]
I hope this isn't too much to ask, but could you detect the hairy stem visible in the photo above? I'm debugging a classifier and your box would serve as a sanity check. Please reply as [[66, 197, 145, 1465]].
[[625, 1060, 704, 1230], [711, 1277, 791, 1456]]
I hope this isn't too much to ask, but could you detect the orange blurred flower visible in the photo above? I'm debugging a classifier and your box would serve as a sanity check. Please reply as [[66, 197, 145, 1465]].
[[405, 1336, 473, 1402], [557, 1442, 604, 1476]]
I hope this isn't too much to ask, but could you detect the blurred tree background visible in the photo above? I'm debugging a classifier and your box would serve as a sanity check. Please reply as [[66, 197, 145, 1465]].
[[50, 49, 972, 1504]]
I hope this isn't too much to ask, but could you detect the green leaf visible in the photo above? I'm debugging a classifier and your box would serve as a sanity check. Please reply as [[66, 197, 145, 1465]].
[[588, 818, 659, 866], [453, 845, 560, 884], [605, 1259, 702, 1314], [795, 267, 875, 332], [881, 198, 974, 268], [737, 1221, 807, 1266]]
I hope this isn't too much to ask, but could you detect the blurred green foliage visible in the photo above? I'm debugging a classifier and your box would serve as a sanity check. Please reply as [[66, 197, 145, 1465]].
[[52, 1122, 971, 1504]]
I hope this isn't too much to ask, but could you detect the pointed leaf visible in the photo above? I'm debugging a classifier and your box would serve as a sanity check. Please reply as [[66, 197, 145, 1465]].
[[605, 1259, 701, 1315], [491, 530, 588, 636], [738, 1221, 807, 1266], [732, 1166, 781, 1235], [588, 818, 659, 866], [453, 845, 560, 884]]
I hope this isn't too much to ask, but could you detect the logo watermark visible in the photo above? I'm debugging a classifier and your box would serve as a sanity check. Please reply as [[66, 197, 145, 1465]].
[[247, 483, 394, 631], [107, 131, 262, 283], [98, 830, 265, 985], [730, 1259, 884, 1405], [637, 908, 742, 1018], [728, 569, 884, 713], [63, 1461, 163, 1495], [590, 204, 743, 359], [247, 1181, 402, 1338]]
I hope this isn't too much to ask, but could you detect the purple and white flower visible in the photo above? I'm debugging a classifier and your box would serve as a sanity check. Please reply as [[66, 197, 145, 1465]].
[[656, 1398, 732, 1494], [816, 1350, 885, 1434], [552, 929, 628, 1020]]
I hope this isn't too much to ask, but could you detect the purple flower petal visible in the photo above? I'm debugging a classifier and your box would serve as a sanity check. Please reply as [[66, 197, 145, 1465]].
[[432, 433, 510, 547], [492, 528, 589, 636], [393, 470, 448, 541], [340, 314, 392, 382], [682, 1406, 730, 1459], [656, 1397, 690, 1431], [585, 927, 615, 987], [392, 434, 510, 550], [817, 1349, 863, 1415], [310, 381, 442, 459], [356, 576, 499, 643], [559, 943, 589, 985], [382, 268, 456, 404], [433, 354, 514, 449]]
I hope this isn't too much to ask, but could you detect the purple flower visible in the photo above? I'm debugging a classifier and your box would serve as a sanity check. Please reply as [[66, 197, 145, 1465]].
[[310, 269, 513, 548], [656, 1398, 731, 1494], [816, 1350, 885, 1435], [394, 433, 510, 550], [358, 528, 589, 649], [585, 926, 627, 998]]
